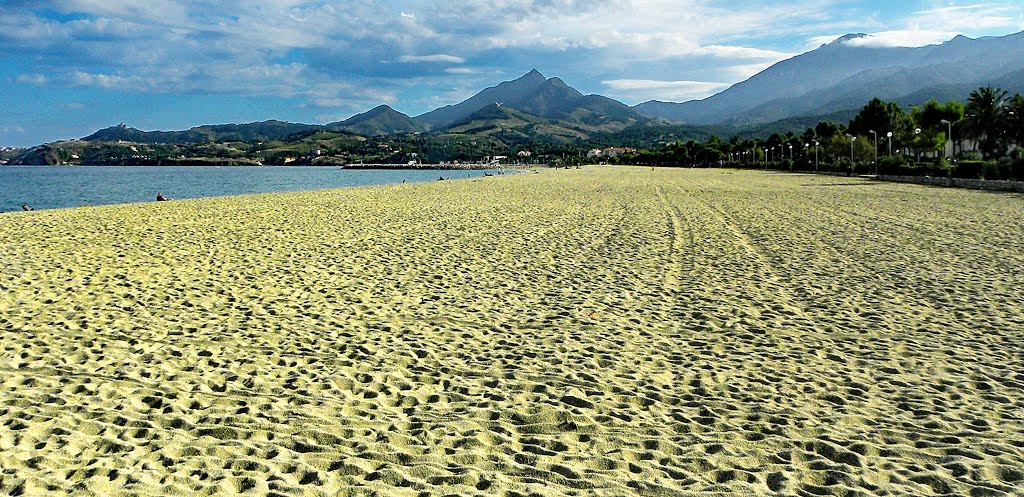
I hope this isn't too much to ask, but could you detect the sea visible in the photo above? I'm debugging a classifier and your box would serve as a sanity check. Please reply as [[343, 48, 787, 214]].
[[0, 166, 505, 213]]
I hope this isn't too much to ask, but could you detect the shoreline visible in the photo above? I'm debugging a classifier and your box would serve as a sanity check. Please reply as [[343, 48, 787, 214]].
[[1, 166, 525, 213], [1, 162, 538, 169]]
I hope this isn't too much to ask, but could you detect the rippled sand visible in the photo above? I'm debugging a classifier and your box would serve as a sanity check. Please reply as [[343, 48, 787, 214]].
[[2, 167, 1023, 496]]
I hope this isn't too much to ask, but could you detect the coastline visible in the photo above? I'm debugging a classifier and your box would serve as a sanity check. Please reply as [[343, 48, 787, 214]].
[[0, 165, 517, 213], [1, 160, 536, 169], [344, 163, 537, 170], [2, 167, 1022, 496]]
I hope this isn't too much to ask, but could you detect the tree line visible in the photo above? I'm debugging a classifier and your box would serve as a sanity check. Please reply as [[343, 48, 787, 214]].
[[610, 86, 1024, 180]]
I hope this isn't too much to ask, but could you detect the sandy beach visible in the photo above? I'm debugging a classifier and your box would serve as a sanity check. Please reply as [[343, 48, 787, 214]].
[[1, 167, 1023, 496]]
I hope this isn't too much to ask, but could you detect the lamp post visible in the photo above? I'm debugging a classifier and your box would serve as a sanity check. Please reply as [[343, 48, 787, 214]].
[[788, 144, 793, 161], [940, 119, 952, 158], [846, 134, 857, 174], [886, 131, 893, 158], [814, 140, 819, 172], [914, 128, 921, 162], [869, 130, 878, 168]]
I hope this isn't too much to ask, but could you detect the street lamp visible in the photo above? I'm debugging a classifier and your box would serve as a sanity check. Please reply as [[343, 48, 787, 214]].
[[886, 131, 893, 157], [914, 128, 921, 162], [788, 144, 793, 161], [846, 134, 857, 174], [940, 119, 952, 158], [869, 130, 878, 167], [814, 140, 819, 171]]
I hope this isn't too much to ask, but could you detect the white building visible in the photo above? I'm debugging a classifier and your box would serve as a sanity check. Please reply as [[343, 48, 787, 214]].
[[587, 147, 637, 158]]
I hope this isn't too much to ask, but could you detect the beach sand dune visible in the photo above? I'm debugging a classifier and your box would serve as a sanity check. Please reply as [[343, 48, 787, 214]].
[[1, 167, 1023, 496]]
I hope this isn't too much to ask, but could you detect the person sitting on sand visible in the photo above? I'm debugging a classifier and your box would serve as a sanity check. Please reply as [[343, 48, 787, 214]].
[[156, 192, 171, 201], [21, 204, 31, 211]]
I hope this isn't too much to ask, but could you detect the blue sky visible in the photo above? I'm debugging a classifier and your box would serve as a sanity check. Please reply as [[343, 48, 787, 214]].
[[2, 0, 1023, 146]]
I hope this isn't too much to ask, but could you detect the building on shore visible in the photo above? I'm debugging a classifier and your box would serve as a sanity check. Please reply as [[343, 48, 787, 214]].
[[587, 147, 637, 159]]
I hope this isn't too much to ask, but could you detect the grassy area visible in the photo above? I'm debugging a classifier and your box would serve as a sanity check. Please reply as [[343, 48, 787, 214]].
[[1, 167, 1023, 496]]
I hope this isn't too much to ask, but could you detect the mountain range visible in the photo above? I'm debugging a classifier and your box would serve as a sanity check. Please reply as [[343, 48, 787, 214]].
[[636, 30, 1024, 125], [70, 30, 1024, 146], [79, 69, 652, 145]]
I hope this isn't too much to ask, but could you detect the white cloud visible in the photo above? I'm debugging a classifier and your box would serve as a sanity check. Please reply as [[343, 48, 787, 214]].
[[56, 0, 190, 24], [398, 54, 466, 63], [912, 4, 1019, 31], [307, 97, 347, 108], [840, 30, 961, 48], [806, 34, 842, 47], [15, 74, 49, 85], [806, 3, 1024, 49], [602, 79, 730, 102], [4, 0, 1024, 119], [70, 71, 148, 90], [696, 45, 795, 59], [301, 85, 397, 109]]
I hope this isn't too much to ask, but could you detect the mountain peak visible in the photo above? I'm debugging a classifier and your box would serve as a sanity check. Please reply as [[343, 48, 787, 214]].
[[365, 104, 397, 115], [518, 69, 546, 82], [330, 105, 421, 136], [415, 69, 551, 128], [546, 77, 570, 88], [825, 33, 869, 47]]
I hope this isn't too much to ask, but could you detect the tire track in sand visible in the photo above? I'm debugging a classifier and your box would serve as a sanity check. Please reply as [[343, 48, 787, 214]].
[[664, 179, 807, 318], [654, 184, 695, 294]]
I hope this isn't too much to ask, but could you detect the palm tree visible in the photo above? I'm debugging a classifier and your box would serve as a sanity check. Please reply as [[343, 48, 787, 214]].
[[1007, 94, 1024, 151], [963, 86, 1008, 158]]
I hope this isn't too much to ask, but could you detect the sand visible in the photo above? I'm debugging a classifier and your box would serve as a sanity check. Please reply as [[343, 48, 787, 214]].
[[1, 167, 1023, 496]]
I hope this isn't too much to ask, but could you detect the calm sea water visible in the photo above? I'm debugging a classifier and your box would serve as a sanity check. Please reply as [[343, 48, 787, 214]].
[[0, 166, 504, 213]]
